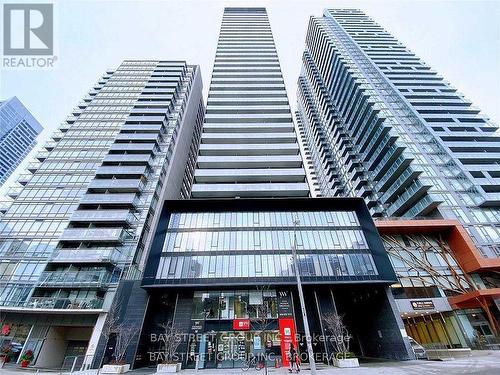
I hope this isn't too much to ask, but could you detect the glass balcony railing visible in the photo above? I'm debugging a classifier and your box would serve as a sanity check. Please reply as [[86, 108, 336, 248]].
[[36, 151, 49, 161], [44, 141, 57, 150], [7, 187, 22, 199], [26, 162, 41, 172], [95, 165, 148, 176], [59, 227, 131, 243], [80, 193, 139, 206], [50, 247, 127, 264], [52, 131, 64, 141], [87, 178, 146, 192], [69, 209, 135, 223], [102, 154, 152, 165], [1, 296, 104, 310], [17, 174, 32, 185], [109, 143, 156, 152], [37, 270, 116, 287]]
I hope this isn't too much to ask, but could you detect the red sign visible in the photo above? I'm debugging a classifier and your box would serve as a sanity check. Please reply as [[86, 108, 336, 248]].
[[233, 319, 250, 330], [278, 318, 297, 367]]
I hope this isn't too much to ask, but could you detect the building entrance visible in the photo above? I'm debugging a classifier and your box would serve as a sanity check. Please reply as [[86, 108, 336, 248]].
[[193, 330, 280, 369]]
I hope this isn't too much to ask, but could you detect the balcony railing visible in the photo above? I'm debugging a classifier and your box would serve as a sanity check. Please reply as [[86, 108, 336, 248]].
[[50, 247, 127, 264], [59, 227, 131, 243], [36, 151, 49, 161], [79, 193, 140, 206], [1, 296, 104, 310], [69, 209, 135, 224], [26, 162, 41, 173], [37, 270, 115, 287], [95, 165, 148, 176], [17, 174, 32, 185], [7, 187, 22, 199], [44, 141, 57, 150]]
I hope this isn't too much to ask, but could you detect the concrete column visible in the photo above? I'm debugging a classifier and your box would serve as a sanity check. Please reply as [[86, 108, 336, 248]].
[[83, 313, 108, 369], [35, 326, 68, 368]]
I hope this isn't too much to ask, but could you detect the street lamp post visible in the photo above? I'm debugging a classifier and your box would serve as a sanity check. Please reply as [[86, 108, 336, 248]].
[[292, 218, 317, 374]]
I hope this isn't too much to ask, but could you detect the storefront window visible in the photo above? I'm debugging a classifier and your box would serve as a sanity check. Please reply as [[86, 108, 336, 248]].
[[204, 292, 220, 319], [192, 292, 220, 319], [234, 291, 249, 319], [219, 291, 234, 319], [192, 290, 277, 320]]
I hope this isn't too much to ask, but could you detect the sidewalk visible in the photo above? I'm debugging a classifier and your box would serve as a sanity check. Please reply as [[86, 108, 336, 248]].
[[1, 351, 499, 375]]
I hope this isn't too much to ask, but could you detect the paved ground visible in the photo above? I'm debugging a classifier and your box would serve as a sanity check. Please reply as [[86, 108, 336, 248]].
[[1, 351, 499, 375]]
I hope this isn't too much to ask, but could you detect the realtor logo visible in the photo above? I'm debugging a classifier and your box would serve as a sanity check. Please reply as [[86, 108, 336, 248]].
[[3, 3, 53, 55]]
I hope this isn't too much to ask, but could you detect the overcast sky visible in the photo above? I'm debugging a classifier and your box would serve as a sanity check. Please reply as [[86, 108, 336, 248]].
[[1, 0, 499, 195]]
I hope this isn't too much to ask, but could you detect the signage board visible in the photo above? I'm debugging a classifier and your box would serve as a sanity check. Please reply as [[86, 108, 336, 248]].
[[233, 319, 250, 330], [411, 300, 435, 310], [278, 318, 297, 367], [277, 290, 294, 317]]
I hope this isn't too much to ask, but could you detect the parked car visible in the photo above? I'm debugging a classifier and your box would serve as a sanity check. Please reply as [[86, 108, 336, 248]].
[[408, 337, 427, 359]]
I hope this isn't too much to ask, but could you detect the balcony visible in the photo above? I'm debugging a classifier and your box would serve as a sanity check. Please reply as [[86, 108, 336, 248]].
[[1, 296, 104, 310], [7, 187, 22, 199], [87, 178, 145, 192], [26, 162, 41, 173], [80, 193, 139, 206], [197, 155, 303, 168], [95, 165, 148, 177], [191, 182, 310, 198], [17, 174, 31, 185], [199, 143, 299, 156], [203, 123, 294, 133], [44, 141, 57, 151], [59, 227, 130, 243], [37, 270, 115, 288], [380, 169, 421, 204], [50, 247, 126, 264], [51, 131, 64, 141], [109, 143, 156, 153], [201, 132, 297, 144], [402, 194, 443, 218], [36, 151, 49, 161], [69, 209, 134, 224], [120, 124, 163, 133], [59, 124, 70, 132], [115, 133, 159, 142], [386, 180, 432, 217], [125, 115, 166, 124], [102, 154, 152, 165], [195, 168, 306, 183]]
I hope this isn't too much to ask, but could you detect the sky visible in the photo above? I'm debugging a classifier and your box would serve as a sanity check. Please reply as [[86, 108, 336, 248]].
[[1, 0, 499, 195]]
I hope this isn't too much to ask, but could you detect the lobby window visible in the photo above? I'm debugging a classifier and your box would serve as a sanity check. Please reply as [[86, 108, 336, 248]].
[[191, 290, 278, 320]]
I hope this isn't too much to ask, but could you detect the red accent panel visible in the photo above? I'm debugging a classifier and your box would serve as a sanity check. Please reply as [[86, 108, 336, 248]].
[[233, 319, 250, 330], [375, 219, 500, 273], [278, 318, 297, 367], [448, 288, 500, 309]]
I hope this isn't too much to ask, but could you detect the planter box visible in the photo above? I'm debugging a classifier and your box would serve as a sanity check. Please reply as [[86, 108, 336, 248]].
[[156, 363, 181, 373], [101, 364, 131, 374], [333, 357, 359, 368]]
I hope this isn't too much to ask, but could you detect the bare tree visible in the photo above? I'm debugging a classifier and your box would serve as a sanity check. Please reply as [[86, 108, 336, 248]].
[[322, 312, 351, 354], [158, 321, 182, 364], [101, 299, 138, 365], [113, 325, 138, 364], [101, 301, 121, 342], [251, 286, 275, 374]]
